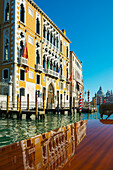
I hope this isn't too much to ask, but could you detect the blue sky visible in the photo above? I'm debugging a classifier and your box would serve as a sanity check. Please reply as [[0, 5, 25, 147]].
[[35, 0, 113, 99]]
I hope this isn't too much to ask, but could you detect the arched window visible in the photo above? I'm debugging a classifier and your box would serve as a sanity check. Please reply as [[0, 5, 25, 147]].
[[56, 37, 59, 48], [53, 61, 55, 71], [36, 18, 40, 34], [60, 40, 62, 53], [67, 46, 68, 57], [50, 32, 52, 44], [20, 87, 25, 96], [47, 30, 49, 41], [61, 66, 63, 75], [67, 68, 68, 78], [50, 60, 52, 70], [5, 3, 9, 21], [53, 35, 56, 46], [56, 63, 58, 72], [43, 56, 46, 69], [43, 25, 46, 38], [5, 39, 9, 60], [36, 50, 40, 64], [20, 4, 25, 23], [20, 40, 24, 56]]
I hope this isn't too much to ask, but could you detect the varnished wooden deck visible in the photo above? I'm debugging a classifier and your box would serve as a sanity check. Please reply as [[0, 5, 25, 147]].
[[63, 119, 113, 170]]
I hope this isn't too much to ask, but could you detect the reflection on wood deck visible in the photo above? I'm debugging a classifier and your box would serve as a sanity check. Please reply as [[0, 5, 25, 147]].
[[63, 119, 113, 170]]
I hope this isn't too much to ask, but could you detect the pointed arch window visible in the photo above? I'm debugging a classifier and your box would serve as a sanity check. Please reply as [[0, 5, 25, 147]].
[[50, 32, 53, 44], [61, 66, 63, 75], [20, 4, 25, 23], [53, 61, 56, 71], [4, 39, 9, 61], [53, 35, 56, 46], [56, 63, 58, 72], [5, 3, 9, 21], [36, 50, 40, 64], [20, 40, 24, 56], [36, 18, 40, 35], [43, 56, 46, 69], [50, 60, 52, 70], [56, 37, 59, 48], [60, 40, 62, 53], [43, 25, 46, 38], [66, 46, 68, 58], [47, 30, 49, 41]]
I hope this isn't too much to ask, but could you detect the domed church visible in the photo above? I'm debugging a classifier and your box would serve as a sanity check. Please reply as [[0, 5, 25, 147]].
[[97, 86, 105, 97]]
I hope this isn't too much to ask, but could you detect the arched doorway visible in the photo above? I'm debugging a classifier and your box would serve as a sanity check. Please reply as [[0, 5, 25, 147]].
[[48, 83, 54, 109]]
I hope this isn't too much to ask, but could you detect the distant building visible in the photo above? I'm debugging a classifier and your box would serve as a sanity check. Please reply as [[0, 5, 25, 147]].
[[92, 86, 113, 105], [70, 51, 84, 107]]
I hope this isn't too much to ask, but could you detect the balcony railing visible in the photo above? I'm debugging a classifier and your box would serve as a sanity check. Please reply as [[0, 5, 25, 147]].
[[19, 57, 28, 66], [35, 64, 43, 72], [60, 75, 65, 81], [43, 38, 59, 52], [43, 69, 59, 79]]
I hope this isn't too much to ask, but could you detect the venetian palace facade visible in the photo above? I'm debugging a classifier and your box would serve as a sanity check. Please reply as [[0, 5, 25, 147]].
[[0, 0, 71, 108]]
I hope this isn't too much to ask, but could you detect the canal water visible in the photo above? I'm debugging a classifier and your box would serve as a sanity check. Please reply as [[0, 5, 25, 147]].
[[0, 105, 110, 148]]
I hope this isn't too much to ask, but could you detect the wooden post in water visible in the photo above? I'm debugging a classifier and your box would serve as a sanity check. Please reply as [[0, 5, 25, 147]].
[[43, 92, 45, 112], [88, 90, 90, 111], [27, 94, 29, 111], [69, 96, 72, 115], [7, 94, 9, 116], [94, 93, 97, 109], [17, 94, 19, 111], [19, 94, 22, 118], [58, 96, 59, 113], [73, 97, 75, 113], [79, 92, 82, 113], [36, 90, 38, 119]]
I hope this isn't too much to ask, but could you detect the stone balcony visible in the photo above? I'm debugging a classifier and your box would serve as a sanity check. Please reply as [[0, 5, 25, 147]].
[[18, 57, 28, 66], [43, 69, 59, 79], [60, 75, 65, 81], [35, 64, 43, 72]]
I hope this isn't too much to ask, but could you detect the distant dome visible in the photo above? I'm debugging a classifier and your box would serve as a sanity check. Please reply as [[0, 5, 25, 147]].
[[106, 90, 111, 97], [97, 86, 104, 97]]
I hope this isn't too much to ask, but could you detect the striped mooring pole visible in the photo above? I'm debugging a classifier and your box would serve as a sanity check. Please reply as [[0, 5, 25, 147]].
[[94, 93, 97, 107], [100, 97, 102, 105], [36, 90, 38, 119], [88, 90, 90, 109], [79, 92, 82, 113]]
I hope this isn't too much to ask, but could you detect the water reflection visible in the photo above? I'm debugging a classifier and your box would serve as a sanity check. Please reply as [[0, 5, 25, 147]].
[[0, 107, 100, 147], [0, 120, 87, 170]]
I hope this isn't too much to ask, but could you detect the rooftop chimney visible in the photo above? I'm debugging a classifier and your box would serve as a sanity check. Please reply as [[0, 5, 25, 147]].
[[62, 29, 66, 36]]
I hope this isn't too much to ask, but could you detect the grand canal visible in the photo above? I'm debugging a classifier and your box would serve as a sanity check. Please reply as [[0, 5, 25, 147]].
[[0, 106, 111, 148]]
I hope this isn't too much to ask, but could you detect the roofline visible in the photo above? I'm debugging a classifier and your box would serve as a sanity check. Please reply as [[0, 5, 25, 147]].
[[27, 0, 71, 43], [70, 51, 82, 66]]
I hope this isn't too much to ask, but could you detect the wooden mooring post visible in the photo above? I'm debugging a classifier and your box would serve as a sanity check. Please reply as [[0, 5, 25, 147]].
[[19, 94, 22, 119], [36, 90, 38, 119], [69, 96, 72, 115], [17, 94, 19, 111], [27, 94, 29, 111], [6, 94, 9, 117]]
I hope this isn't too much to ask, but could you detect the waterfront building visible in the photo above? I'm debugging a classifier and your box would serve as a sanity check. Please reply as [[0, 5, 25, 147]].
[[70, 51, 84, 107], [0, 0, 71, 109]]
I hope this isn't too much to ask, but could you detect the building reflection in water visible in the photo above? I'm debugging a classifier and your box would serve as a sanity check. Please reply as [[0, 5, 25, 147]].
[[0, 120, 87, 170]]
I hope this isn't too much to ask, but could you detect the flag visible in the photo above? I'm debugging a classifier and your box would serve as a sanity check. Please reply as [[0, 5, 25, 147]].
[[58, 64, 61, 73], [70, 71, 73, 87], [47, 57, 50, 69], [22, 42, 28, 59], [26, 66, 29, 73]]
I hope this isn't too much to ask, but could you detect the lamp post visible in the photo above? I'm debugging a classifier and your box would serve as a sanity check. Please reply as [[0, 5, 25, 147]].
[[64, 91, 66, 108]]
